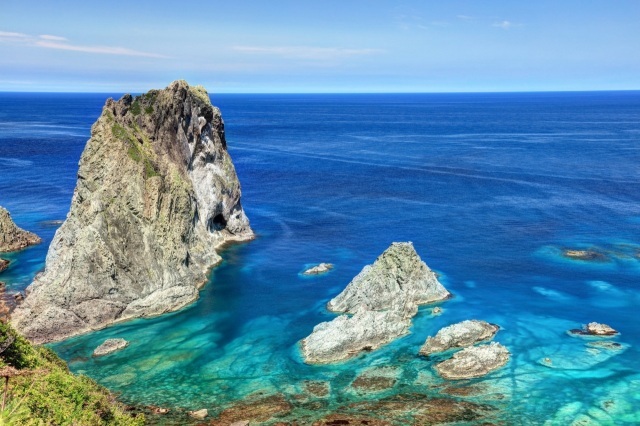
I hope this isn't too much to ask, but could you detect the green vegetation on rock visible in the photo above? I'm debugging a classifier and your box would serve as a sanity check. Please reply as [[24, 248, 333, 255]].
[[0, 322, 143, 425]]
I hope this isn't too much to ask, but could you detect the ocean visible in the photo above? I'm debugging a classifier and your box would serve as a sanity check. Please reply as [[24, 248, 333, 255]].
[[1, 91, 639, 424]]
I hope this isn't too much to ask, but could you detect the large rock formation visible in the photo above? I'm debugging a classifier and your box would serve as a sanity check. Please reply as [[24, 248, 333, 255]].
[[301, 242, 450, 364], [0, 207, 41, 253], [419, 320, 500, 356], [12, 81, 253, 344], [327, 242, 449, 314]]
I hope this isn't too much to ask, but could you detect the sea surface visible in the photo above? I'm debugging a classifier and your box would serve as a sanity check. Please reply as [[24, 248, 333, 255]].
[[1, 91, 640, 424]]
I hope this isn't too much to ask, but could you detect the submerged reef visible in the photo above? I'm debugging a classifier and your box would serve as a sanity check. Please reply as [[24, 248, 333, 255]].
[[12, 81, 253, 344], [301, 242, 450, 364]]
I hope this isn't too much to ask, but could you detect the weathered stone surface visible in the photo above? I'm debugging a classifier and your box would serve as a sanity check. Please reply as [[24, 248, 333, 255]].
[[93, 338, 129, 356], [188, 408, 208, 419], [586, 322, 618, 336], [12, 81, 253, 344], [419, 320, 499, 356], [0, 207, 41, 253], [301, 306, 411, 364], [303, 263, 334, 275], [0, 259, 8, 273], [435, 342, 510, 380], [327, 242, 450, 315], [569, 322, 619, 337], [301, 243, 450, 364]]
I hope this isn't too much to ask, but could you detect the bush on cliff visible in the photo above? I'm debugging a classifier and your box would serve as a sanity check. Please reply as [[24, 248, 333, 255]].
[[0, 321, 143, 425]]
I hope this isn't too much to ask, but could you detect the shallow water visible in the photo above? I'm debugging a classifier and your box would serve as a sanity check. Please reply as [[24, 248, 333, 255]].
[[1, 91, 640, 424]]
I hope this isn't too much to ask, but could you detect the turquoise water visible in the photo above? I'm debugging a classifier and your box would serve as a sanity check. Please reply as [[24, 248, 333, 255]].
[[1, 92, 640, 423]]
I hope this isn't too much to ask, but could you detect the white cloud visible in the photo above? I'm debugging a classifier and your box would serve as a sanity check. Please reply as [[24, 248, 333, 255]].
[[0, 29, 167, 58], [232, 46, 383, 61], [0, 31, 29, 39], [493, 20, 519, 30], [39, 34, 68, 41], [456, 15, 475, 21], [35, 40, 168, 58]]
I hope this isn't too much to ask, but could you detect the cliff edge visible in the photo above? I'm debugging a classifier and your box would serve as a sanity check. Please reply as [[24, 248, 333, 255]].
[[12, 81, 253, 344]]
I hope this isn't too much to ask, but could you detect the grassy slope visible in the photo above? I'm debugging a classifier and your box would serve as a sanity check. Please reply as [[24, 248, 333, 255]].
[[0, 322, 144, 425]]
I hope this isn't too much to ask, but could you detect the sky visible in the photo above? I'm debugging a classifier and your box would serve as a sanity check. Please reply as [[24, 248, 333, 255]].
[[1, 0, 639, 93]]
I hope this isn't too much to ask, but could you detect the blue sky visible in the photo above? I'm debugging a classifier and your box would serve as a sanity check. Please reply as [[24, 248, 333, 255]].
[[1, 1, 639, 93]]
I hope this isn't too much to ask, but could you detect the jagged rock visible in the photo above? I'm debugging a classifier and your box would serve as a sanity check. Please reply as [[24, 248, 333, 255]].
[[569, 322, 619, 337], [327, 242, 450, 316], [0, 259, 8, 273], [301, 306, 411, 364], [12, 81, 253, 344], [93, 338, 129, 356], [303, 263, 333, 275], [0, 207, 41, 253], [188, 409, 208, 420], [432, 306, 442, 315], [301, 243, 450, 364], [419, 320, 500, 356], [586, 322, 618, 336], [434, 342, 510, 380]]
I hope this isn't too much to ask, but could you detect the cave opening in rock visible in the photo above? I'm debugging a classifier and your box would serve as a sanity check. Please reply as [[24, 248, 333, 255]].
[[209, 214, 227, 231]]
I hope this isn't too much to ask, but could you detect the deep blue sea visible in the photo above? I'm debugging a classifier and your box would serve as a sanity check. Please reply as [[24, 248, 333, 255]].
[[1, 91, 640, 424]]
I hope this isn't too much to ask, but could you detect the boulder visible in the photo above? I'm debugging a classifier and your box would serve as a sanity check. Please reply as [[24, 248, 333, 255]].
[[419, 320, 499, 356], [0, 259, 8, 273], [303, 263, 334, 275], [569, 322, 618, 337], [188, 409, 208, 420], [93, 338, 129, 356], [434, 342, 510, 380]]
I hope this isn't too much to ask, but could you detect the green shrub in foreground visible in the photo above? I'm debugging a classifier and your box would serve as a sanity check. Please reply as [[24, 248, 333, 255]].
[[0, 322, 144, 425]]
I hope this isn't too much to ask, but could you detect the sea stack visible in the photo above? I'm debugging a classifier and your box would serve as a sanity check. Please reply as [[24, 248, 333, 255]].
[[12, 81, 253, 344], [301, 242, 450, 364], [0, 206, 41, 253]]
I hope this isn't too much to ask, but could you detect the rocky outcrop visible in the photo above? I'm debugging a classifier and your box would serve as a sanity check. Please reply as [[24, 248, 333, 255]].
[[434, 342, 510, 380], [0, 207, 41, 253], [301, 242, 450, 364], [569, 322, 619, 337], [303, 263, 333, 275], [12, 81, 253, 344], [301, 306, 412, 364], [93, 338, 129, 356], [419, 320, 499, 356], [327, 242, 450, 315]]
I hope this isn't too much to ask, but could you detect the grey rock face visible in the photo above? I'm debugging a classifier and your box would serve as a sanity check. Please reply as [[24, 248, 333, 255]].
[[12, 81, 253, 344], [301, 306, 411, 364], [327, 242, 450, 316], [419, 320, 499, 356], [569, 322, 619, 337], [0, 207, 41, 253], [93, 338, 129, 356], [301, 242, 450, 364], [435, 342, 510, 380]]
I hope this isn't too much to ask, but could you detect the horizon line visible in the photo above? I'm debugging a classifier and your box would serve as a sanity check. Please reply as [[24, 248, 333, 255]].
[[1, 88, 639, 95]]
